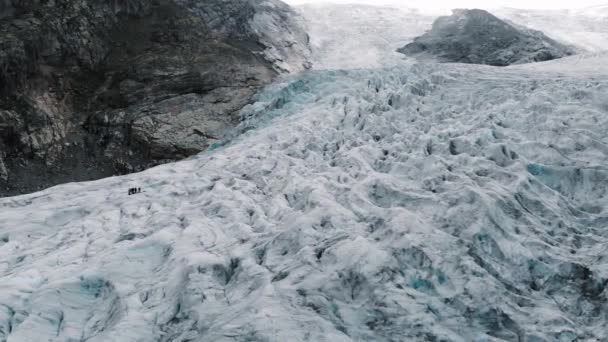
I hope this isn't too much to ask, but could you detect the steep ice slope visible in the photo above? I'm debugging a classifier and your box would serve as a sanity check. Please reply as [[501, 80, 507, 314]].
[[496, 7, 608, 52], [296, 4, 436, 69], [1, 56, 608, 341]]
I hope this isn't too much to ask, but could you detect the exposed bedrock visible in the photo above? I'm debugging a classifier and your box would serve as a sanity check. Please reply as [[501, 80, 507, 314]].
[[0, 0, 311, 196], [398, 9, 575, 66]]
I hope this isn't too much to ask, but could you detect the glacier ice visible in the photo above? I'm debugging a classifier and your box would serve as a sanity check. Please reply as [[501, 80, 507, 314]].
[[1, 55, 608, 341]]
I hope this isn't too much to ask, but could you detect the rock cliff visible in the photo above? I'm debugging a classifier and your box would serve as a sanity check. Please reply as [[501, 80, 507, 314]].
[[0, 0, 310, 196]]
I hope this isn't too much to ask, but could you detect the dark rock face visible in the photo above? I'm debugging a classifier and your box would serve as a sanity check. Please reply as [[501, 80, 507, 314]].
[[0, 0, 310, 196], [398, 9, 575, 66]]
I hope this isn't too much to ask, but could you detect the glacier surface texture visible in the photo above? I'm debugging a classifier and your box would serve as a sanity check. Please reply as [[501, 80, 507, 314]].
[[1, 55, 608, 341]]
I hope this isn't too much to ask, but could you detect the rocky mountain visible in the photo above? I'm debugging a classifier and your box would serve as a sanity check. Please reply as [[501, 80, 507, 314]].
[[398, 9, 576, 66], [0, 0, 311, 197]]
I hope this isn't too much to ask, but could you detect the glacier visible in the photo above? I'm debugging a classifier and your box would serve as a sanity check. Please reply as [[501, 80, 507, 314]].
[[1, 51, 608, 341]]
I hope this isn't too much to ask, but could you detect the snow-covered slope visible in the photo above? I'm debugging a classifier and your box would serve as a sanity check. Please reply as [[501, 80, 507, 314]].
[[496, 7, 608, 52], [1, 55, 608, 340], [515, 51, 608, 75], [296, 4, 435, 69]]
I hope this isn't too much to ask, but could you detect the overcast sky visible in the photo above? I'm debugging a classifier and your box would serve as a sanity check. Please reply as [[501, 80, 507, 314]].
[[285, 0, 608, 10]]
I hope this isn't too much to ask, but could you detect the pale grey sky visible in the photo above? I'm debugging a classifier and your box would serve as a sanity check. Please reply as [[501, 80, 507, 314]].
[[285, 0, 608, 10]]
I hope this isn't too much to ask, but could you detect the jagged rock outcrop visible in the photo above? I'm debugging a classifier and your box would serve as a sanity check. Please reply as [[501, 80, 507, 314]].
[[398, 9, 575, 66], [0, 0, 310, 196]]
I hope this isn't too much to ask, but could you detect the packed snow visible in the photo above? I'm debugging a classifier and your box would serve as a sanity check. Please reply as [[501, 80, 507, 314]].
[[496, 7, 608, 52], [516, 51, 608, 75]]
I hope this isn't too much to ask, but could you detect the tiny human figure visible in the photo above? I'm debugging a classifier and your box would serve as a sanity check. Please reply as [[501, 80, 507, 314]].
[[128, 187, 142, 195]]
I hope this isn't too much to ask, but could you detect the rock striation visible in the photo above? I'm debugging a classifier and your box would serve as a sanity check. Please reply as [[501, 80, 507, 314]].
[[0, 0, 310, 196], [398, 9, 575, 66]]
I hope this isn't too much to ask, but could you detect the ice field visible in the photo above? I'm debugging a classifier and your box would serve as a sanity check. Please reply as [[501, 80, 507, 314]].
[[2, 53, 608, 341]]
